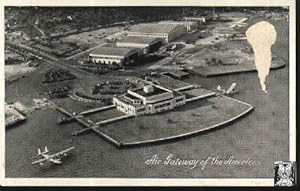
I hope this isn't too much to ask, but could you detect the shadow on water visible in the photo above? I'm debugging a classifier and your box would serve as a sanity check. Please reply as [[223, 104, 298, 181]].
[[5, 121, 27, 131]]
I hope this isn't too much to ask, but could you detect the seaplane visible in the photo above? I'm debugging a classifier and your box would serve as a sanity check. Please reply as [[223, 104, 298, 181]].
[[31, 146, 74, 166], [217, 83, 238, 96]]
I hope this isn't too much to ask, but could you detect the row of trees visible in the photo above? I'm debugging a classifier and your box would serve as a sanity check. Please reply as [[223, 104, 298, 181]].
[[6, 7, 211, 31], [5, 7, 288, 39]]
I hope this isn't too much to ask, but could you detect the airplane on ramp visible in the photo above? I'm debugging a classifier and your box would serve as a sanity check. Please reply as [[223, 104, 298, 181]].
[[32, 146, 74, 166]]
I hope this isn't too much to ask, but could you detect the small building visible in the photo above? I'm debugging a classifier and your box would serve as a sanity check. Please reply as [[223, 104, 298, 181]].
[[158, 20, 198, 32], [89, 46, 139, 65], [113, 84, 186, 116], [127, 23, 187, 43], [183, 16, 212, 24], [116, 36, 163, 54]]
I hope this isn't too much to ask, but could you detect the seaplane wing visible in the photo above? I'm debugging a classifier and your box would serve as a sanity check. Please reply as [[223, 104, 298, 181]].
[[226, 83, 237, 94], [49, 158, 62, 164], [51, 146, 75, 158], [32, 157, 47, 164]]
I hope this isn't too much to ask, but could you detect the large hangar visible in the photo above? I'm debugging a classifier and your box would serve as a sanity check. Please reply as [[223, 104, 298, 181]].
[[158, 20, 198, 32], [116, 36, 163, 54], [127, 23, 187, 43], [88, 46, 139, 65]]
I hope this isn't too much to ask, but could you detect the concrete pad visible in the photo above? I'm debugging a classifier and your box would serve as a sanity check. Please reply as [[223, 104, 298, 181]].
[[100, 95, 253, 146], [191, 58, 285, 77]]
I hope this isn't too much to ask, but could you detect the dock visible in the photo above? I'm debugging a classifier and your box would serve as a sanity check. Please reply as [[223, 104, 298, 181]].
[[95, 114, 133, 125], [78, 105, 115, 115], [185, 92, 216, 102], [72, 114, 133, 136], [182, 87, 217, 103], [48, 100, 124, 147]]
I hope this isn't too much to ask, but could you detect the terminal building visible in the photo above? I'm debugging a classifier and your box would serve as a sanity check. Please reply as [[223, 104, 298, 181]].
[[116, 36, 163, 54], [88, 46, 139, 65], [113, 84, 186, 116], [127, 23, 187, 43], [158, 20, 198, 32]]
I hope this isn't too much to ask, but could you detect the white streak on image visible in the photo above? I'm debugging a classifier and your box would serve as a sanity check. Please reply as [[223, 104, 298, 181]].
[[246, 21, 277, 93]]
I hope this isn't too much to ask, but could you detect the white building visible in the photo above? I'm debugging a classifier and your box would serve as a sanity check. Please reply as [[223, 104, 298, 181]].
[[158, 20, 198, 32], [89, 46, 139, 65], [116, 36, 163, 54], [113, 84, 186, 116], [183, 16, 212, 24], [127, 23, 187, 43]]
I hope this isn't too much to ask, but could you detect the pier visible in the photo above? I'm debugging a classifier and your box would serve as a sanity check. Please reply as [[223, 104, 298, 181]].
[[78, 105, 115, 115], [48, 100, 121, 147], [95, 114, 133, 125], [72, 114, 133, 136], [185, 92, 216, 102]]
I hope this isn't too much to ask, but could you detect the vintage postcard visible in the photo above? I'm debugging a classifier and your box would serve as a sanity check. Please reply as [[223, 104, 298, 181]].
[[0, 0, 296, 187]]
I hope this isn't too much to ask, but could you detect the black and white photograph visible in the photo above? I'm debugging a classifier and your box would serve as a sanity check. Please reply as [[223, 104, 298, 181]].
[[0, 0, 296, 187]]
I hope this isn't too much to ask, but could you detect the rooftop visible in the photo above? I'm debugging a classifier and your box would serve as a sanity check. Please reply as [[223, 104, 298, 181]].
[[129, 23, 182, 34], [89, 47, 138, 57], [124, 93, 141, 100], [117, 94, 136, 105], [184, 15, 211, 19], [131, 85, 170, 97], [158, 20, 197, 25], [117, 36, 162, 45]]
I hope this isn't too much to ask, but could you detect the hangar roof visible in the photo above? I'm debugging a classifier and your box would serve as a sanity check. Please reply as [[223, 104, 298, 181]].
[[129, 23, 183, 34], [89, 46, 138, 57]]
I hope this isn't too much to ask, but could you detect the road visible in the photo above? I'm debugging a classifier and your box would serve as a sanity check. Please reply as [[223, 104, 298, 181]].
[[65, 42, 107, 60], [6, 41, 92, 77]]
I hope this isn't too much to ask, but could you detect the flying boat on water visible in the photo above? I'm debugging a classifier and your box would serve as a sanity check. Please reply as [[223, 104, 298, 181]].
[[31, 146, 74, 166]]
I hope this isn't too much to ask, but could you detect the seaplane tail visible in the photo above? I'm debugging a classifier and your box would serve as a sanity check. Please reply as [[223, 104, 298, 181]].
[[217, 85, 226, 94], [37, 148, 42, 156], [217, 85, 223, 92], [37, 146, 49, 156]]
